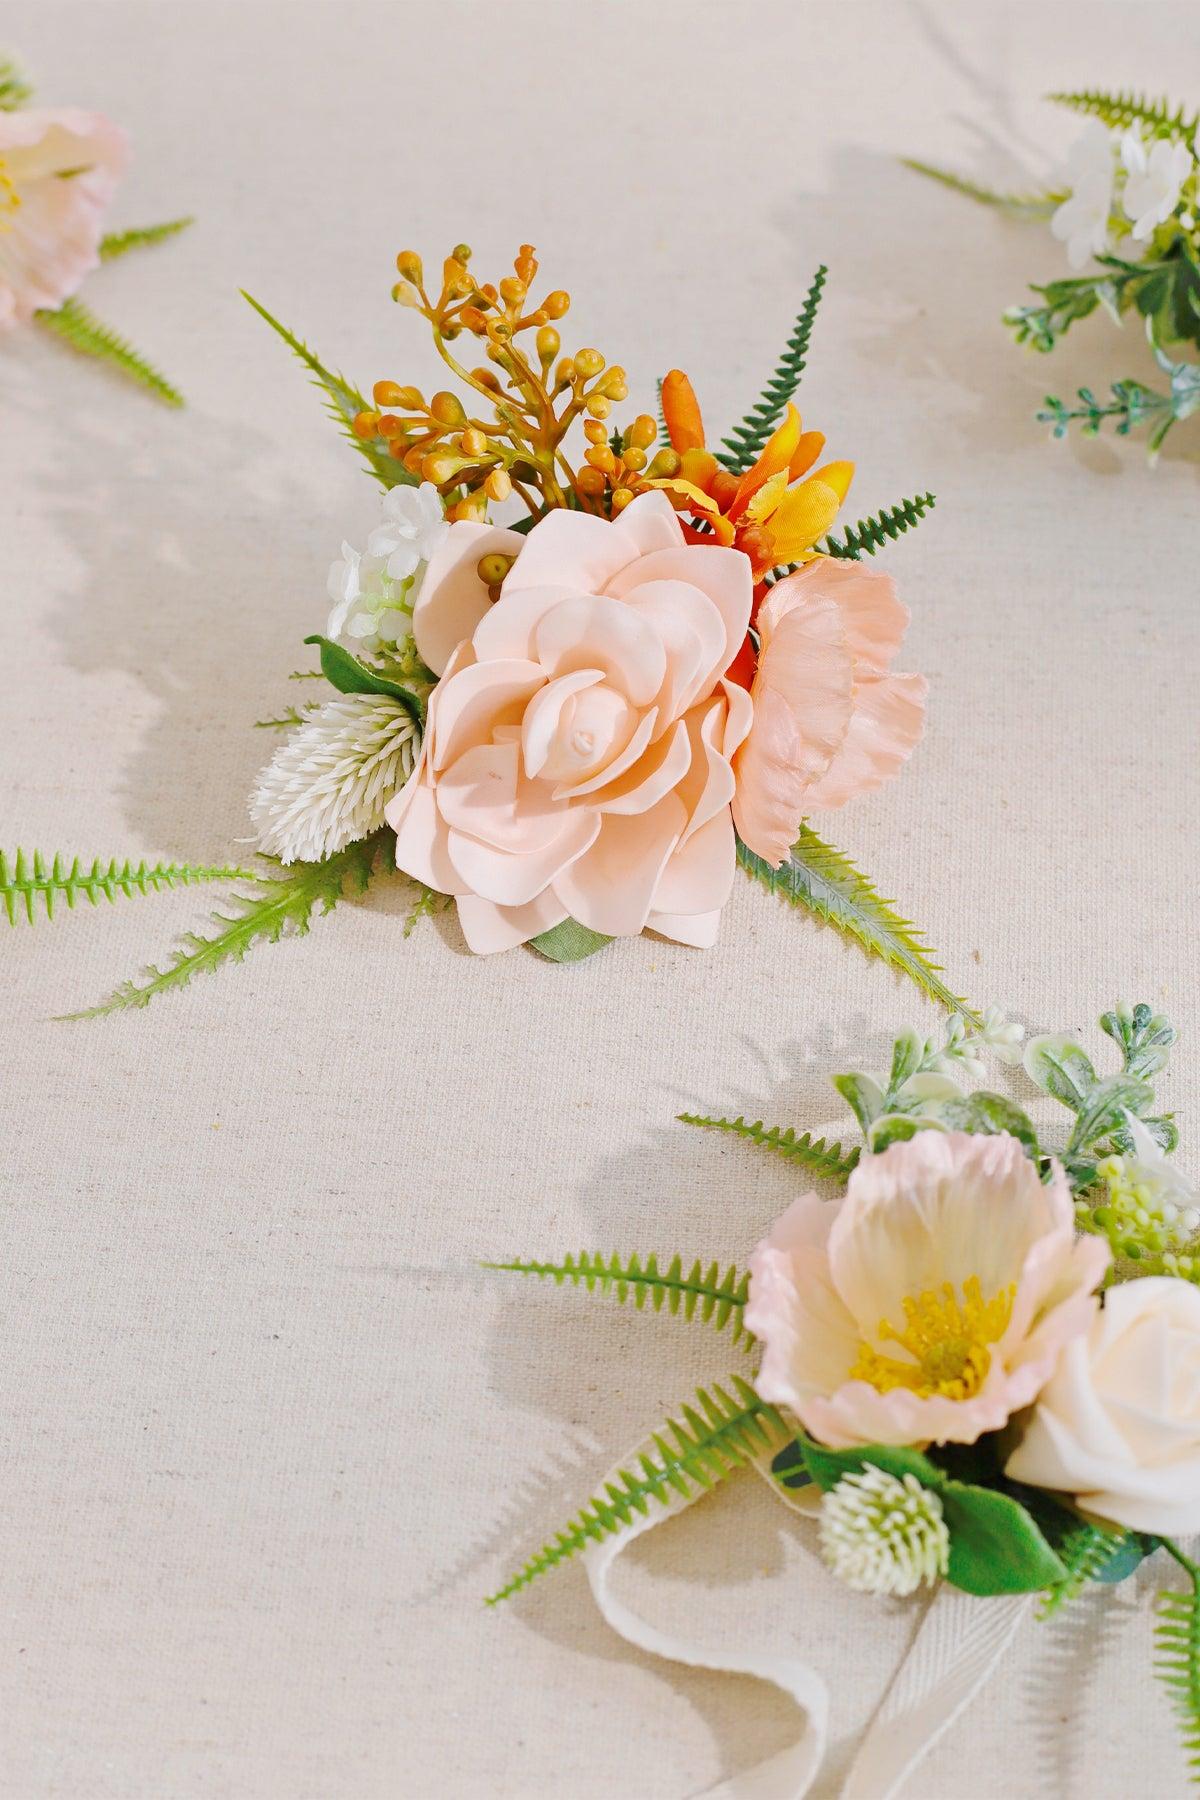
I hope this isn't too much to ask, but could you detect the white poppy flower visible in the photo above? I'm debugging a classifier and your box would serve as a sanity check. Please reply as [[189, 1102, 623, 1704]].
[[367, 480, 450, 581], [1121, 129, 1193, 240]]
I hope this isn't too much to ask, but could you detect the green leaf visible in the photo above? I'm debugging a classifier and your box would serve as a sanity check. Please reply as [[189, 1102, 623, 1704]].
[[487, 1377, 789, 1602], [302, 636, 424, 724], [484, 1250, 753, 1345], [1048, 88, 1198, 140], [1067, 1073, 1155, 1154], [242, 291, 414, 488], [737, 826, 979, 1021], [1, 849, 256, 926], [867, 1110, 946, 1153], [1023, 1033, 1098, 1110], [719, 265, 827, 471], [1154, 1542, 1200, 1783], [0, 55, 32, 108], [888, 1029, 925, 1091], [770, 1439, 813, 1491], [254, 703, 320, 730], [798, 1436, 1066, 1595], [676, 1113, 859, 1180], [64, 833, 390, 1018], [1100, 1001, 1177, 1081], [99, 217, 194, 261], [932, 1092, 1040, 1159], [529, 918, 612, 962], [833, 1072, 886, 1133], [821, 492, 937, 561], [36, 297, 184, 407], [1040, 1519, 1140, 1616], [901, 157, 1066, 217]]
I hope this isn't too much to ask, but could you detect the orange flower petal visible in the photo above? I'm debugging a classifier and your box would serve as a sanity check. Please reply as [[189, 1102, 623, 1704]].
[[661, 369, 706, 454], [762, 477, 845, 565], [809, 459, 854, 502], [787, 430, 826, 482], [679, 446, 719, 494], [730, 403, 803, 519]]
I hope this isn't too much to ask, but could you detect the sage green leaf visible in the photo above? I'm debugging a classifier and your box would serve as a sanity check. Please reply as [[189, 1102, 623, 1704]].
[[529, 918, 612, 962], [303, 636, 424, 724], [1023, 1033, 1098, 1110], [1067, 1073, 1154, 1154], [888, 1029, 925, 1091], [938, 1482, 1067, 1596], [867, 1111, 946, 1153], [798, 1436, 943, 1494], [933, 1092, 1040, 1158], [833, 1072, 886, 1133]]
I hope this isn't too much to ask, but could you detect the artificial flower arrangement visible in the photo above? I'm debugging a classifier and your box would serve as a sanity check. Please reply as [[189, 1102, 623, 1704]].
[[908, 88, 1200, 451], [487, 1001, 1200, 1792], [0, 53, 190, 404], [7, 242, 957, 1016]]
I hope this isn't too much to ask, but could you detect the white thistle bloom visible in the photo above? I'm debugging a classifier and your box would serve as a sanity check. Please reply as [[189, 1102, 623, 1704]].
[[1121, 129, 1193, 240], [367, 481, 449, 581], [979, 1005, 1025, 1065], [1051, 120, 1117, 269], [250, 694, 420, 864], [819, 1466, 950, 1597]]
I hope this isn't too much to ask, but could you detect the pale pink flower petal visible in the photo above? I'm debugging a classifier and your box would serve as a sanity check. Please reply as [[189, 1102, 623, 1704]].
[[554, 794, 686, 935], [646, 908, 721, 947], [0, 109, 128, 329], [448, 806, 599, 907], [588, 717, 692, 815], [607, 543, 753, 688], [502, 507, 639, 594], [777, 559, 911, 676], [535, 594, 667, 707], [412, 522, 523, 675], [456, 889, 568, 955], [609, 489, 687, 556], [428, 657, 543, 772], [650, 808, 736, 916], [800, 671, 927, 812]]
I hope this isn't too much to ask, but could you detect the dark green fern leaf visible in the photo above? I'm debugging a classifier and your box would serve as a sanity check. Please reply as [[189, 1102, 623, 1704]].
[[64, 832, 391, 1018], [242, 292, 412, 488], [1049, 89, 1198, 139], [822, 492, 937, 560], [901, 157, 1066, 217], [36, 298, 183, 406], [485, 1250, 752, 1343], [1039, 1520, 1131, 1617], [2, 849, 256, 926], [1156, 1546, 1200, 1782], [719, 265, 827, 471], [487, 1376, 787, 1602], [99, 217, 194, 261], [677, 1113, 859, 1180], [737, 826, 978, 1022]]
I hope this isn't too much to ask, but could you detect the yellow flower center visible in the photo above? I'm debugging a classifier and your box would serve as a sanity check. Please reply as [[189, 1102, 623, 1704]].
[[0, 156, 20, 231], [850, 1276, 1015, 1402]]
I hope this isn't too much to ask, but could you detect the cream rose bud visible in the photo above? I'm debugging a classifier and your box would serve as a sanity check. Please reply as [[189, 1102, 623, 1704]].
[[1005, 1277, 1200, 1536]]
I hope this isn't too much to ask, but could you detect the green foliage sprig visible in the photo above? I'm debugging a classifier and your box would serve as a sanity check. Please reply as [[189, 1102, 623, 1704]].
[[900, 157, 1065, 217], [1049, 88, 1199, 140], [718, 264, 827, 471], [0, 53, 31, 108], [485, 1250, 753, 1344], [2, 849, 255, 925], [677, 1113, 859, 1180], [821, 492, 937, 560], [487, 1377, 787, 1603], [36, 297, 184, 407], [1157, 1543, 1200, 1781], [99, 218, 194, 261]]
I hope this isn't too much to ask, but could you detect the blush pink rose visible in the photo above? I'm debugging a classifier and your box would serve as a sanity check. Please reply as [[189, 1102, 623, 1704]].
[[386, 490, 754, 954], [745, 1131, 1109, 1449], [0, 109, 129, 329], [732, 559, 927, 868]]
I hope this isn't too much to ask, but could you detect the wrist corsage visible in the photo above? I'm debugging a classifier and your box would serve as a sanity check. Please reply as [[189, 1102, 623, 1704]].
[[0, 52, 190, 405], [10, 242, 964, 1017], [489, 1002, 1200, 1795], [908, 88, 1200, 452]]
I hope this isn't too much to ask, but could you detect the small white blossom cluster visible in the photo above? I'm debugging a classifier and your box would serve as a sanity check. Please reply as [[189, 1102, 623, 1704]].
[[931, 1007, 1024, 1082], [250, 693, 420, 864], [1052, 119, 1197, 269], [327, 482, 448, 651], [818, 1466, 950, 1597]]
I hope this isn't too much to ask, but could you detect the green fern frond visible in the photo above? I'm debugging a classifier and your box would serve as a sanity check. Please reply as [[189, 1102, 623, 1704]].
[[485, 1251, 752, 1343], [2, 849, 255, 926], [487, 1376, 786, 1602], [677, 1113, 859, 1180], [737, 825, 978, 1022], [99, 217, 194, 261], [254, 704, 320, 729], [403, 883, 451, 938], [0, 55, 32, 108], [901, 157, 1066, 217], [65, 832, 390, 1019], [1156, 1546, 1200, 1781], [719, 265, 828, 472], [288, 669, 327, 681], [1039, 1521, 1130, 1617], [822, 492, 937, 560], [1049, 89, 1198, 139], [36, 298, 183, 406], [242, 291, 412, 488]]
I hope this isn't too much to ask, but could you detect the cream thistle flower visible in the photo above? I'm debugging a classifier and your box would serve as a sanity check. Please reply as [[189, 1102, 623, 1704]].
[[250, 694, 420, 864], [819, 1465, 950, 1596]]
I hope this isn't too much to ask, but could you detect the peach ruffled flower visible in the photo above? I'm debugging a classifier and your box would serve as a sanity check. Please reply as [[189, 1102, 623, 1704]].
[[0, 108, 129, 329], [732, 559, 927, 867], [386, 490, 753, 954], [745, 1132, 1109, 1450]]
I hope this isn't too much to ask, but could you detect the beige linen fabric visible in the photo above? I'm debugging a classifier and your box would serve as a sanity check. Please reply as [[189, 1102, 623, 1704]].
[[4, 2, 1199, 1794]]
